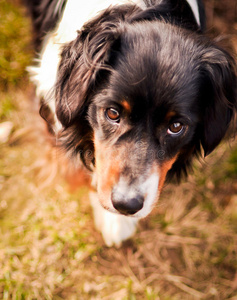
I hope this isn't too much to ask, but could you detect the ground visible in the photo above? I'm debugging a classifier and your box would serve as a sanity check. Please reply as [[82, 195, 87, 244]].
[[0, 0, 237, 299]]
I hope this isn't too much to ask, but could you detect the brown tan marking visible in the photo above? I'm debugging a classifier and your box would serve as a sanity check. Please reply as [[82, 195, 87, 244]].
[[121, 100, 132, 114], [66, 167, 91, 191], [158, 156, 178, 192], [165, 111, 176, 121], [94, 137, 122, 209]]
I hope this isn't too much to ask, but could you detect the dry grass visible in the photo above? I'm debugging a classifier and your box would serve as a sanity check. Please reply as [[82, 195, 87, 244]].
[[0, 1, 237, 299]]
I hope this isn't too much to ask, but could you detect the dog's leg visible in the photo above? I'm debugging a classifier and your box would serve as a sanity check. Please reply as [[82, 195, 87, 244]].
[[89, 191, 138, 247]]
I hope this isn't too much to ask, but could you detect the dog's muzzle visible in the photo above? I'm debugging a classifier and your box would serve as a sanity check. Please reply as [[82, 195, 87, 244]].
[[111, 192, 144, 215]]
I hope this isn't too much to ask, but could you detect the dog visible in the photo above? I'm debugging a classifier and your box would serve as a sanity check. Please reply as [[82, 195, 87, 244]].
[[26, 0, 237, 246]]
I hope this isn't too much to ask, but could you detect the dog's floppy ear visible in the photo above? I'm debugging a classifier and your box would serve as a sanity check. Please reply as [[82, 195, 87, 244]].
[[55, 10, 124, 127], [200, 45, 237, 156]]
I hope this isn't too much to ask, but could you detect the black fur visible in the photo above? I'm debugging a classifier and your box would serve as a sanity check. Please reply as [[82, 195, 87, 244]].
[[24, 0, 66, 50], [28, 0, 237, 181]]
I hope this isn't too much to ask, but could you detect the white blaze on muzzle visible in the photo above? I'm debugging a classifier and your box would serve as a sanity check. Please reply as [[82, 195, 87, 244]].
[[111, 166, 160, 218]]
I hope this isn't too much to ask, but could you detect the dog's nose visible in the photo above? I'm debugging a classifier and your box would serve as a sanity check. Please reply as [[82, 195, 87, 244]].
[[112, 194, 144, 215]]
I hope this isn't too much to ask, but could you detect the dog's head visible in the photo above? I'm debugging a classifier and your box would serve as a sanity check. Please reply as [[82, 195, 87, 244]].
[[52, 6, 237, 218]]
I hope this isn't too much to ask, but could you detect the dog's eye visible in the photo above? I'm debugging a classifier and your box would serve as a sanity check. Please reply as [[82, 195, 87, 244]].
[[168, 122, 184, 135], [105, 108, 120, 123]]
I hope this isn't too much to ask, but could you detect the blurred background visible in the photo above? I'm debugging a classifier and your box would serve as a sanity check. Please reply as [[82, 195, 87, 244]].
[[0, 0, 237, 299]]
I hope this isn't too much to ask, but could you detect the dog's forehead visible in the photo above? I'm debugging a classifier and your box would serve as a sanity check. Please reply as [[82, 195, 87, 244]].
[[94, 23, 202, 121], [105, 76, 199, 122], [107, 41, 200, 115]]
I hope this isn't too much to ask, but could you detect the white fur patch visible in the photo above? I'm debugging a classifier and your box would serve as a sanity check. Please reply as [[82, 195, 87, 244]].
[[186, 0, 200, 26], [102, 164, 160, 219], [134, 171, 159, 218], [90, 191, 138, 246]]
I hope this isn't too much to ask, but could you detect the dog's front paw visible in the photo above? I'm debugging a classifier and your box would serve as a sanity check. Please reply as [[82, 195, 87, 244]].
[[90, 191, 138, 247]]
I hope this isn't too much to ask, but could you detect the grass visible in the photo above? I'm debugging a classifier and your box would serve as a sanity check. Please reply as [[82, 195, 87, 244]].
[[0, 0, 32, 90], [0, 0, 237, 299]]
